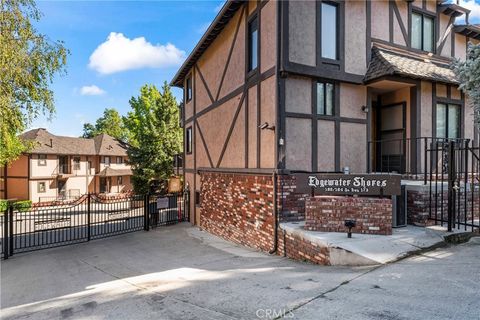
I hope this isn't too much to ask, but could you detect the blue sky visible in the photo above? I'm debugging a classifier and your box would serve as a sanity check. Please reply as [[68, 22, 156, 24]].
[[30, 0, 480, 137], [31, 0, 225, 137]]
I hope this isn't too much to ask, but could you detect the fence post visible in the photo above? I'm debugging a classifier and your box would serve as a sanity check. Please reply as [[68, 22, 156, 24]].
[[144, 194, 150, 231], [87, 193, 91, 241], [447, 140, 456, 232], [9, 205, 14, 257], [3, 206, 9, 259]]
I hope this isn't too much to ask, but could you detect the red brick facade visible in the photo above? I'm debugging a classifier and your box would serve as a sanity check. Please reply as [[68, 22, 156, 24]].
[[277, 175, 309, 222], [305, 196, 393, 235], [200, 171, 275, 252], [277, 228, 331, 265]]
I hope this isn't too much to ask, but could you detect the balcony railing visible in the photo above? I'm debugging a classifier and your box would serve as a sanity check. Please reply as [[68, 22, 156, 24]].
[[367, 137, 474, 181]]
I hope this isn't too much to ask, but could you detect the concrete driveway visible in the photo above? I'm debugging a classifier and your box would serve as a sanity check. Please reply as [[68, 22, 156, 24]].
[[1, 223, 479, 320]]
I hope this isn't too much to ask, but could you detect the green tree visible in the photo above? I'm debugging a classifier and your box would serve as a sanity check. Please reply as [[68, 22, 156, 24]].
[[82, 108, 128, 141], [123, 83, 182, 194], [0, 0, 68, 166], [452, 43, 480, 126]]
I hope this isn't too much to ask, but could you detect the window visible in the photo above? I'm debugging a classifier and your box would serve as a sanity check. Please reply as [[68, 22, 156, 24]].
[[104, 156, 111, 166], [436, 103, 460, 139], [118, 176, 123, 185], [321, 2, 338, 60], [411, 12, 434, 52], [248, 15, 258, 72], [316, 82, 334, 115], [116, 156, 123, 164], [186, 77, 192, 102], [37, 181, 46, 193], [87, 160, 92, 172], [38, 154, 47, 166], [186, 127, 193, 154], [73, 157, 81, 170]]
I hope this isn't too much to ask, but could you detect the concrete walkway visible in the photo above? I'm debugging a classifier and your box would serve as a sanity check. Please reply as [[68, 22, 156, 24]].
[[281, 222, 448, 265], [1, 223, 479, 320]]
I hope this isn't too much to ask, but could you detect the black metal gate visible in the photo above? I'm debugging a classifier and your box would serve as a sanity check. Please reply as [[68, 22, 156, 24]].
[[427, 140, 480, 232], [1, 191, 189, 259]]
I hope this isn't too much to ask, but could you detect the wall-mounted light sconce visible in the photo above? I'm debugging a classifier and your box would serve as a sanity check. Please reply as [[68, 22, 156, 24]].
[[361, 105, 369, 113], [259, 122, 275, 131]]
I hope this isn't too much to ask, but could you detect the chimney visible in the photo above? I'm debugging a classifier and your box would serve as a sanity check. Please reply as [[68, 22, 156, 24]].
[[49, 139, 53, 148]]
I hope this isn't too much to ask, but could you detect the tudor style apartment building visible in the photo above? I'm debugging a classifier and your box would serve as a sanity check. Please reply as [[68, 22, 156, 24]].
[[0, 129, 133, 203], [171, 0, 479, 236]]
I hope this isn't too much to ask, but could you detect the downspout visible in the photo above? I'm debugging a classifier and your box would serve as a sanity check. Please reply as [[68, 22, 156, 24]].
[[269, 171, 278, 254]]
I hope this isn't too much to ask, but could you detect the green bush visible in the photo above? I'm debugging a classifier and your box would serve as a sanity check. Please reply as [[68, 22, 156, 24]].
[[0, 200, 7, 213], [12, 200, 32, 212]]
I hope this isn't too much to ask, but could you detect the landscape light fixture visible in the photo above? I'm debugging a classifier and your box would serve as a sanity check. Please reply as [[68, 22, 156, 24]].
[[259, 122, 275, 131], [344, 220, 356, 238]]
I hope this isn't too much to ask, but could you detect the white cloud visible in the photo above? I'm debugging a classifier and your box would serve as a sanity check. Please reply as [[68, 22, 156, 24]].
[[456, 0, 480, 24], [80, 85, 105, 96], [88, 32, 185, 74]]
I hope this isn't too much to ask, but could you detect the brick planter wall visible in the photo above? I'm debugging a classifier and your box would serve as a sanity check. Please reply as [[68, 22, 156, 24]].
[[305, 196, 393, 235], [277, 228, 331, 265], [200, 172, 275, 252]]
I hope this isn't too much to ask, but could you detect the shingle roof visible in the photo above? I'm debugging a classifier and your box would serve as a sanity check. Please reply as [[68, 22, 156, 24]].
[[20, 129, 128, 156], [364, 46, 458, 84]]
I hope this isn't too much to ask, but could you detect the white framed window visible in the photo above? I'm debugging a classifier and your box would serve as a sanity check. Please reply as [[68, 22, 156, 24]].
[[38, 154, 47, 166], [38, 181, 46, 193]]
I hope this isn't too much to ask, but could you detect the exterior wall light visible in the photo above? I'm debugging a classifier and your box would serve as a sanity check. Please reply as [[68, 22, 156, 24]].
[[361, 105, 369, 113]]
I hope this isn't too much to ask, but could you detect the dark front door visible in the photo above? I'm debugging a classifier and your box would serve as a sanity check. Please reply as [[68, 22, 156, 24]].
[[59, 156, 69, 174], [376, 102, 407, 173]]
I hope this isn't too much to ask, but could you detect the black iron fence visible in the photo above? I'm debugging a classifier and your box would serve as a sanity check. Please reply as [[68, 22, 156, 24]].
[[1, 191, 189, 259], [427, 140, 480, 232]]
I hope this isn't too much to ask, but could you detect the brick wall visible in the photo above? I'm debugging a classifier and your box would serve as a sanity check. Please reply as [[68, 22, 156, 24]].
[[277, 175, 309, 222], [200, 172, 275, 252], [305, 196, 393, 235], [407, 187, 480, 226], [277, 228, 331, 265]]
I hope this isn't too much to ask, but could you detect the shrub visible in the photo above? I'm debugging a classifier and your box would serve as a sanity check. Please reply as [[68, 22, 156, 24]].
[[12, 200, 32, 212], [0, 200, 7, 213]]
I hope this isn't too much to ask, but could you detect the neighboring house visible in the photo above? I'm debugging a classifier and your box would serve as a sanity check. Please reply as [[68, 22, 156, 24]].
[[171, 0, 479, 228], [0, 129, 133, 202]]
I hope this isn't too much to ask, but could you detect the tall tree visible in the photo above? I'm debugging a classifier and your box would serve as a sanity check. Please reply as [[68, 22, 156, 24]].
[[81, 108, 128, 141], [452, 43, 480, 126], [0, 0, 68, 166], [123, 83, 182, 194]]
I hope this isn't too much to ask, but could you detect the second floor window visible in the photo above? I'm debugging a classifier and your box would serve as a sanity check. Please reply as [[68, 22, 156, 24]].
[[411, 12, 434, 52], [248, 15, 258, 72], [186, 127, 192, 154], [38, 154, 47, 166], [436, 103, 460, 139], [317, 82, 334, 116], [116, 156, 123, 164], [321, 2, 338, 60], [73, 157, 81, 170], [104, 156, 111, 166], [186, 77, 192, 102]]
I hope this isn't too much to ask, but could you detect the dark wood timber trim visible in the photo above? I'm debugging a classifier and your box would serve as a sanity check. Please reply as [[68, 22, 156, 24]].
[[195, 65, 215, 104], [392, 0, 409, 45], [198, 167, 274, 175], [389, 0, 394, 43], [195, 122, 214, 168], [283, 62, 363, 84], [216, 90, 247, 167], [311, 81, 318, 171], [216, 6, 246, 101], [366, 0, 372, 66], [184, 66, 275, 124], [437, 15, 456, 55]]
